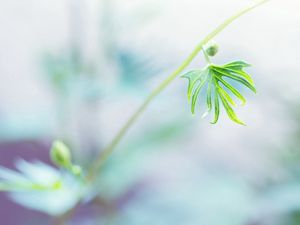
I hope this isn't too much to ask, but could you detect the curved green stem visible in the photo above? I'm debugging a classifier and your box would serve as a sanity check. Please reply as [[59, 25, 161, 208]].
[[86, 0, 270, 181]]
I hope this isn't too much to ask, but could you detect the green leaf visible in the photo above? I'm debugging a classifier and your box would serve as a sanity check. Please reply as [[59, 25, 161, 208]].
[[182, 69, 209, 113], [212, 67, 257, 93], [216, 85, 236, 106], [206, 78, 213, 112], [211, 86, 220, 124], [202, 72, 214, 118], [228, 68, 254, 85], [223, 61, 251, 70], [191, 73, 207, 114], [181, 70, 204, 101], [218, 88, 246, 125], [216, 66, 255, 86], [215, 76, 246, 105], [181, 60, 256, 125]]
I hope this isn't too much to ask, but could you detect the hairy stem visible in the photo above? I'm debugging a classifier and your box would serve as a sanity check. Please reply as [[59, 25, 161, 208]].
[[86, 0, 270, 181]]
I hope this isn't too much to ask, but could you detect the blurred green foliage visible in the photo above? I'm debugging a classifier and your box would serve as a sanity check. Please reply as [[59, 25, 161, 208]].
[[0, 160, 86, 215]]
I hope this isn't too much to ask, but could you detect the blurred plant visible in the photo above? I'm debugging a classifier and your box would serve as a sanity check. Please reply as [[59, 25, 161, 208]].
[[116, 49, 164, 92], [100, 0, 166, 92], [42, 50, 106, 115], [0, 141, 93, 217], [0, 0, 270, 224], [0, 159, 86, 216]]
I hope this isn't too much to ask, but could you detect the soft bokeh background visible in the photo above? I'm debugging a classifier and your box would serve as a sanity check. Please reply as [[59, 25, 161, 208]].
[[1, 0, 300, 224]]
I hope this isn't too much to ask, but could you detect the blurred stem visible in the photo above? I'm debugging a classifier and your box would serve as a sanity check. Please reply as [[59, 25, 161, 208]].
[[53, 203, 80, 225], [86, 0, 270, 181], [69, 0, 84, 67]]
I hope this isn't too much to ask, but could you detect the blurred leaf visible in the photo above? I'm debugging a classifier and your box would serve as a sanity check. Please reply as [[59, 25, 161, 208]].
[[41, 51, 101, 99], [0, 160, 86, 216], [116, 49, 165, 91]]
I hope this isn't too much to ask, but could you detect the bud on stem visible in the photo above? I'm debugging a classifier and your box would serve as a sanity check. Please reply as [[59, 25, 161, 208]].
[[205, 41, 219, 57], [50, 141, 72, 169]]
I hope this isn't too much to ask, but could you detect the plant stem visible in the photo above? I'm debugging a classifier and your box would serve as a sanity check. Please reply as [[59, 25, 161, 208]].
[[53, 203, 80, 225], [202, 47, 212, 64], [86, 0, 270, 181]]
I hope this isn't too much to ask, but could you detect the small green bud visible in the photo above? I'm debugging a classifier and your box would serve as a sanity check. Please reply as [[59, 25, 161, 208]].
[[50, 140, 72, 169], [71, 165, 82, 176], [205, 41, 219, 57]]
